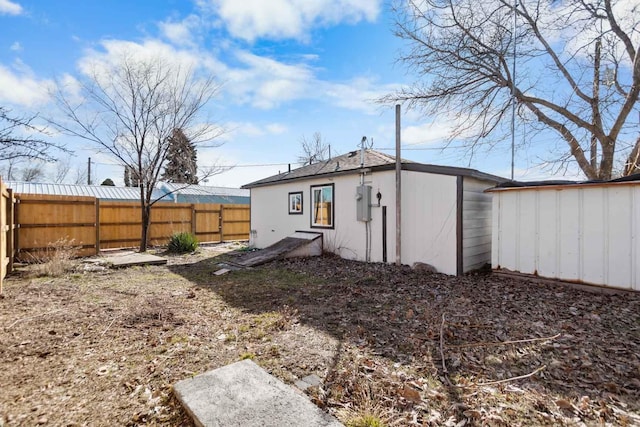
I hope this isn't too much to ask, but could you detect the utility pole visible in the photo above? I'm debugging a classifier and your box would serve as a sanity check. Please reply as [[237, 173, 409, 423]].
[[395, 104, 402, 266], [510, 0, 517, 180], [87, 157, 92, 185]]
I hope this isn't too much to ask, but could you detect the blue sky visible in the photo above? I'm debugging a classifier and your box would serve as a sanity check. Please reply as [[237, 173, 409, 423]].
[[1, 0, 553, 187]]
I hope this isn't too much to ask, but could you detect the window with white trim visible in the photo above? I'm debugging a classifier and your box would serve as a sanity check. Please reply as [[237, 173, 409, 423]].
[[310, 184, 334, 228]]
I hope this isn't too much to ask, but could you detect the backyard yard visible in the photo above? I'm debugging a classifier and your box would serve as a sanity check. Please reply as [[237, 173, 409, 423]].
[[1, 245, 639, 426]]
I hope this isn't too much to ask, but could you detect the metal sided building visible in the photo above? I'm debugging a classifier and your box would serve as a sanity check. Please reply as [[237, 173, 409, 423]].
[[488, 175, 640, 291]]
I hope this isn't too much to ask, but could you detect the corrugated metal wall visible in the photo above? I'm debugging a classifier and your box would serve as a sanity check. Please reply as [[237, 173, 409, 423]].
[[462, 177, 493, 272], [491, 182, 640, 290]]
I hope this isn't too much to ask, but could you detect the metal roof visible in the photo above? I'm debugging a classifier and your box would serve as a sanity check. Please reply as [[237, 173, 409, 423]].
[[242, 149, 507, 188], [487, 172, 640, 192], [6, 181, 249, 203], [159, 182, 249, 198]]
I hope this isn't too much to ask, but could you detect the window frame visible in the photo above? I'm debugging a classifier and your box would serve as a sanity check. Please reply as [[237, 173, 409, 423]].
[[288, 191, 303, 215], [309, 183, 335, 229]]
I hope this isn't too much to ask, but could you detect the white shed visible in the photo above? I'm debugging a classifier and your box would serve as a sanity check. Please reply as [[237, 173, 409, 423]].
[[488, 177, 640, 291], [242, 150, 506, 275]]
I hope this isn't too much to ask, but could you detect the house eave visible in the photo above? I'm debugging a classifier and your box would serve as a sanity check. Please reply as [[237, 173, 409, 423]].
[[242, 167, 375, 189], [242, 163, 507, 189]]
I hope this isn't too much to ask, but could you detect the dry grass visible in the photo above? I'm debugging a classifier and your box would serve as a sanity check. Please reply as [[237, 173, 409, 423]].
[[24, 237, 80, 277], [1, 249, 639, 426]]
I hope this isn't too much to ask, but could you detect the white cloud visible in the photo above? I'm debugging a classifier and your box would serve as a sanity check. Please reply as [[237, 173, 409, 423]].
[[0, 63, 52, 106], [203, 0, 381, 41], [216, 51, 394, 114], [222, 51, 315, 109], [223, 121, 289, 138], [9, 41, 22, 52], [158, 15, 204, 46], [266, 123, 287, 134], [73, 37, 397, 116], [322, 76, 398, 114], [0, 0, 22, 15], [76, 39, 205, 89], [402, 122, 453, 146]]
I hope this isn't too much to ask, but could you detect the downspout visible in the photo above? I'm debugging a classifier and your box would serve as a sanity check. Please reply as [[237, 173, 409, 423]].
[[395, 104, 402, 266]]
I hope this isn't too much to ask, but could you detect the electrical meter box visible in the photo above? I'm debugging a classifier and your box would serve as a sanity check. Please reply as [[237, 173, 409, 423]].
[[356, 185, 372, 222]]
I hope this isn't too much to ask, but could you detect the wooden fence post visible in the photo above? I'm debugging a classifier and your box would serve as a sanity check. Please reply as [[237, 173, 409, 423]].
[[7, 188, 14, 273], [95, 198, 100, 255], [14, 196, 19, 262], [219, 205, 224, 242], [191, 204, 196, 236]]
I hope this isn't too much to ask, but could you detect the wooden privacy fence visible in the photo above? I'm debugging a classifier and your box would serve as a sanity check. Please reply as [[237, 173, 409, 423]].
[[0, 178, 16, 292], [16, 194, 250, 258]]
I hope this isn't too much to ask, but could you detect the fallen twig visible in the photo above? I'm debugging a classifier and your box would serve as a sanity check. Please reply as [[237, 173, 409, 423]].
[[101, 314, 121, 336], [440, 313, 448, 374], [447, 333, 561, 349], [455, 365, 547, 388], [5, 309, 63, 330]]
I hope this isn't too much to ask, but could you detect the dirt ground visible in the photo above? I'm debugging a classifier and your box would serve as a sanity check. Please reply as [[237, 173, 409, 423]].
[[1, 245, 639, 426]]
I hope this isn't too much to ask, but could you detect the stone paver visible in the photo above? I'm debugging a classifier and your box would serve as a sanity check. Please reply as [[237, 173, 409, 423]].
[[174, 360, 343, 427]]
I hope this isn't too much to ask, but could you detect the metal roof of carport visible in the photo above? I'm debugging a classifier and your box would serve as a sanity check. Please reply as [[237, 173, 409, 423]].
[[5, 181, 156, 200], [5, 181, 250, 203]]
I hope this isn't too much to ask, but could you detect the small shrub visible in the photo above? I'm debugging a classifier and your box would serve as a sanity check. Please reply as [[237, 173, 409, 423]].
[[30, 237, 80, 277], [338, 388, 393, 427], [346, 414, 386, 427], [167, 232, 199, 253]]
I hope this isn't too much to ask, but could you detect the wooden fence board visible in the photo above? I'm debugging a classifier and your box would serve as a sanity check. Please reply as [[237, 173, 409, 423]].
[[221, 205, 250, 241], [17, 194, 97, 259], [12, 195, 249, 257]]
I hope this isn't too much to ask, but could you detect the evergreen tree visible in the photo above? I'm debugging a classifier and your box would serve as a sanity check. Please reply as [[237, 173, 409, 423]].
[[101, 178, 115, 186], [162, 128, 198, 184], [124, 166, 140, 187]]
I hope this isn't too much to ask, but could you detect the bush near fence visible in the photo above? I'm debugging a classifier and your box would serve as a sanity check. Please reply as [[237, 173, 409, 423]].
[[14, 193, 250, 259]]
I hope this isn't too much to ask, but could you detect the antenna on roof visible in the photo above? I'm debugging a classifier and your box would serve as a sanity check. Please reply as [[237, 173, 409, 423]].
[[360, 136, 367, 168]]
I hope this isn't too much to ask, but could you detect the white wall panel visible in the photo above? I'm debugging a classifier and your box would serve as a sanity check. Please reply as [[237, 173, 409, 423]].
[[401, 172, 457, 274], [492, 182, 640, 290], [581, 187, 605, 285], [558, 190, 581, 280]]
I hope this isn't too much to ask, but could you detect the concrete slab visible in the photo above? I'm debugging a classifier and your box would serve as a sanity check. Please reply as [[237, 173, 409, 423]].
[[107, 253, 167, 268], [174, 360, 343, 427]]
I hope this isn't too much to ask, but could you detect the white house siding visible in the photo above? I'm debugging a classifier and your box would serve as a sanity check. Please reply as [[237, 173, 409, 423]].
[[249, 171, 398, 264], [491, 182, 640, 290], [462, 177, 494, 272], [249, 169, 467, 274], [401, 172, 458, 275]]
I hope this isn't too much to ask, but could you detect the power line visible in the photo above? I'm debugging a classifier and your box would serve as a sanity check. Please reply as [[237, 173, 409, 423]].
[[376, 145, 469, 151]]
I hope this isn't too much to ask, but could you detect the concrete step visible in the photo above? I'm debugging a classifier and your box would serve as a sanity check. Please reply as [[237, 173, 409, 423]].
[[174, 359, 343, 427]]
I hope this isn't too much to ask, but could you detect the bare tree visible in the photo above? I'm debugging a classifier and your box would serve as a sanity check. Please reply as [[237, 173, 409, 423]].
[[72, 168, 88, 185], [51, 156, 72, 183], [1, 107, 65, 162], [20, 163, 45, 182], [298, 132, 330, 165], [52, 52, 223, 251], [384, 0, 640, 180], [0, 158, 21, 180]]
